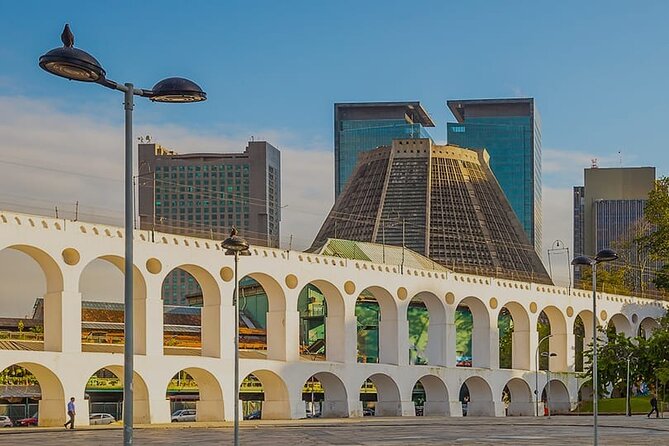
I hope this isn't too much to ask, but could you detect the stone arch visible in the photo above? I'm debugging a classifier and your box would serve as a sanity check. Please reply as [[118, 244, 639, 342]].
[[242, 273, 287, 360], [608, 313, 633, 337], [638, 317, 660, 339], [86, 365, 151, 423], [499, 302, 531, 370], [460, 376, 495, 416], [542, 379, 571, 414], [302, 371, 349, 418], [539, 306, 568, 371], [162, 264, 220, 358], [166, 367, 224, 421], [246, 369, 291, 420], [456, 296, 491, 368], [356, 286, 399, 365], [0, 245, 64, 352], [78, 255, 148, 355], [362, 373, 404, 416], [297, 280, 346, 362], [408, 292, 446, 366], [0, 361, 65, 426], [503, 377, 533, 416], [414, 375, 450, 416]]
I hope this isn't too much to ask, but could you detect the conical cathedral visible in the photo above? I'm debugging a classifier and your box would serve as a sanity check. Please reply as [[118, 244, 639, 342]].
[[311, 138, 552, 284]]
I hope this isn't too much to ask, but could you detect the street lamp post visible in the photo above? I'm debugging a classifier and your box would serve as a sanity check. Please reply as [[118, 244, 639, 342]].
[[222, 228, 251, 446], [535, 333, 554, 416], [571, 249, 618, 446], [39, 24, 206, 446], [541, 352, 558, 418], [626, 353, 634, 416]]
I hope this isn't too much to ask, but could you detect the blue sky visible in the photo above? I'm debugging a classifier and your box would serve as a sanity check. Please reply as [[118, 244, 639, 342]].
[[1, 1, 668, 288]]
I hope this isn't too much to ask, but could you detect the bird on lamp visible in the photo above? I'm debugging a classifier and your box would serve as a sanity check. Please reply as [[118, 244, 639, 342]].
[[61, 24, 74, 48]]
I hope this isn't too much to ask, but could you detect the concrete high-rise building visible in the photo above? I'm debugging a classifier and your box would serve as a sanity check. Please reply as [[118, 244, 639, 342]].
[[312, 138, 552, 284], [334, 102, 435, 197], [138, 141, 281, 304], [573, 166, 656, 288], [447, 98, 542, 254]]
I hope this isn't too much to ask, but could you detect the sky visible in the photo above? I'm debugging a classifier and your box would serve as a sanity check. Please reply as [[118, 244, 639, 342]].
[[2, 1, 669, 315]]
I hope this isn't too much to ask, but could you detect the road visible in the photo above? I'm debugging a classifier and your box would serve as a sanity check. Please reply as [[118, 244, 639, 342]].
[[1, 416, 668, 445]]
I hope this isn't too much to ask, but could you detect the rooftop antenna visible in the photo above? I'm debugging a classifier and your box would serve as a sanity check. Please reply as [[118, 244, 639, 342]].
[[74, 201, 79, 222], [591, 158, 599, 168], [250, 135, 255, 142], [618, 150, 622, 167], [55, 206, 59, 219]]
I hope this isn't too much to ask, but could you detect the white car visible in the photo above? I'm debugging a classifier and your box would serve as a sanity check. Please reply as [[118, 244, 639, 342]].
[[171, 409, 196, 422], [0, 416, 12, 427], [89, 413, 115, 425]]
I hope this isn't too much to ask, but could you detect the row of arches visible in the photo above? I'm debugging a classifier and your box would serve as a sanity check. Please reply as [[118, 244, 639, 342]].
[[1, 361, 573, 425], [1, 244, 662, 371]]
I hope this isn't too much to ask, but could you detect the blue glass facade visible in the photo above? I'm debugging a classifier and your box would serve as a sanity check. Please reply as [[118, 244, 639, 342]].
[[337, 119, 431, 196], [447, 113, 541, 252]]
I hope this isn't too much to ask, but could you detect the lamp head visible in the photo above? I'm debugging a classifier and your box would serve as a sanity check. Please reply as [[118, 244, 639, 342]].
[[39, 25, 106, 82], [595, 249, 618, 263], [571, 255, 595, 267], [149, 77, 207, 103], [222, 228, 250, 255]]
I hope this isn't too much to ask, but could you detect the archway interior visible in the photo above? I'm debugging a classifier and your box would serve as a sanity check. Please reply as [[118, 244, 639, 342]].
[[298, 284, 327, 359], [0, 365, 41, 420], [238, 276, 269, 351], [301, 376, 323, 417], [359, 378, 378, 414], [166, 371, 199, 415], [86, 367, 124, 421], [412, 381, 426, 415], [498, 308, 513, 369], [356, 291, 379, 363], [574, 316, 585, 372], [538, 311, 551, 370], [455, 305, 472, 367], [408, 300, 429, 365], [161, 268, 203, 354], [241, 373, 263, 418]]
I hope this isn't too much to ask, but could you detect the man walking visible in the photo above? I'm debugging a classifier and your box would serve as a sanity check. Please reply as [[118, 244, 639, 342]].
[[648, 394, 659, 418], [64, 397, 76, 429]]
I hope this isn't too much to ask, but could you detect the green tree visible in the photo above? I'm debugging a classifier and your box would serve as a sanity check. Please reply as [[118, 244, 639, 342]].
[[578, 266, 632, 295]]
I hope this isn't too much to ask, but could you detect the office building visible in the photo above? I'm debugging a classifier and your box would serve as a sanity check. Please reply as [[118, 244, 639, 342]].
[[312, 138, 552, 284], [138, 141, 281, 303], [447, 98, 542, 254], [334, 102, 435, 197], [573, 166, 656, 289]]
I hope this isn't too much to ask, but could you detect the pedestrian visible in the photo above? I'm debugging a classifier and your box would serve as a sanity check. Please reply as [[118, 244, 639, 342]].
[[64, 397, 76, 429], [647, 394, 659, 418]]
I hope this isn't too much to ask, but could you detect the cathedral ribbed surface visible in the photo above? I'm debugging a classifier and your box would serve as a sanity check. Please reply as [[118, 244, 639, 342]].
[[311, 138, 552, 284]]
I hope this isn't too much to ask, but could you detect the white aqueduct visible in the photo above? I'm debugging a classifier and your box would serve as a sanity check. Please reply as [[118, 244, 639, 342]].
[[0, 211, 666, 426]]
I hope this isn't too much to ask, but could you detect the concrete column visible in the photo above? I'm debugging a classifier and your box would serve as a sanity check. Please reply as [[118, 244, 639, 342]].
[[507, 401, 534, 416], [448, 400, 464, 417], [468, 400, 505, 417], [549, 333, 568, 372], [565, 324, 576, 372], [44, 291, 81, 353], [512, 329, 531, 370], [426, 322, 447, 366], [196, 400, 224, 421], [219, 303, 235, 360], [262, 400, 293, 420], [489, 325, 500, 369], [472, 325, 492, 368], [38, 398, 66, 427], [375, 400, 415, 416], [326, 313, 356, 363], [322, 399, 360, 418], [379, 317, 408, 365], [424, 400, 450, 416], [444, 322, 457, 366], [141, 297, 163, 356], [201, 302, 221, 358]]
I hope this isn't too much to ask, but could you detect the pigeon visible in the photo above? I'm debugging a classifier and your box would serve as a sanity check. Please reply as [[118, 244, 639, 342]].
[[61, 24, 74, 48], [230, 227, 238, 237]]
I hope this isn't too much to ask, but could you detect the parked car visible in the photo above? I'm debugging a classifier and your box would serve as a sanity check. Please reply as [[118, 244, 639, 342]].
[[244, 410, 261, 420], [362, 408, 375, 417], [171, 409, 196, 422], [89, 413, 115, 425], [16, 413, 38, 426], [0, 416, 13, 427]]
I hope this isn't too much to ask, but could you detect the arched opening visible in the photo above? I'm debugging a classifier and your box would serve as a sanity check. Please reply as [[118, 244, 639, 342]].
[[607, 314, 632, 338], [161, 265, 220, 357], [0, 362, 65, 426], [78, 256, 147, 355], [574, 315, 585, 372], [538, 306, 568, 371], [356, 287, 398, 364], [0, 245, 64, 352], [242, 370, 291, 420], [498, 308, 513, 369], [85, 366, 150, 423], [541, 379, 571, 414], [301, 372, 348, 418], [638, 317, 660, 339], [459, 376, 494, 416], [408, 292, 445, 365], [297, 281, 347, 362], [414, 375, 449, 416], [499, 303, 530, 370], [456, 297, 491, 368], [239, 274, 286, 360], [359, 374, 402, 417], [503, 378, 533, 416], [166, 367, 224, 422]]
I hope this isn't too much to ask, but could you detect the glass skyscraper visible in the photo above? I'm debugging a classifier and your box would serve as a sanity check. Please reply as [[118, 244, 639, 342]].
[[334, 102, 434, 197], [447, 98, 542, 254]]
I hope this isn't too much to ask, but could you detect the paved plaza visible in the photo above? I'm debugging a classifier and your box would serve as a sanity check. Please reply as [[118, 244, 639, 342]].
[[1, 416, 668, 445]]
